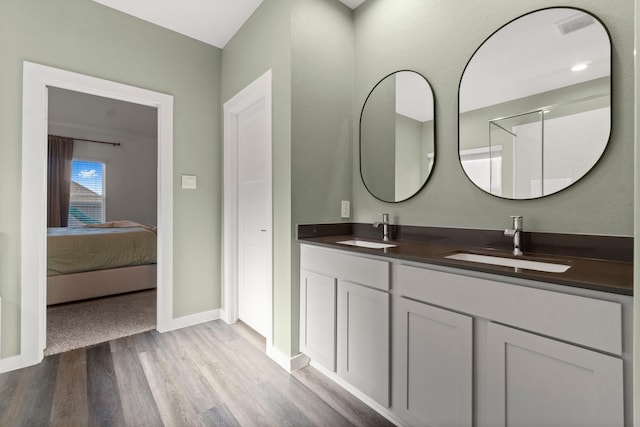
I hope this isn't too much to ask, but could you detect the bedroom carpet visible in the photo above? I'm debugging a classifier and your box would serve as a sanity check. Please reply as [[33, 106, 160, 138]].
[[45, 289, 156, 356]]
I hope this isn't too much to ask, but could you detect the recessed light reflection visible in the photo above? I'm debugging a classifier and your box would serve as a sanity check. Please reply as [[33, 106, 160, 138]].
[[571, 62, 589, 72]]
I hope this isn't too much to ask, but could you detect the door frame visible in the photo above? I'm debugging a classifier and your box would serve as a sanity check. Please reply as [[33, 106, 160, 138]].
[[20, 61, 174, 368], [223, 69, 273, 349]]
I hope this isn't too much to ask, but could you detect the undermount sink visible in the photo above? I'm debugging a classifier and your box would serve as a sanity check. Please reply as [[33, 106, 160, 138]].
[[337, 239, 397, 249], [445, 252, 570, 273]]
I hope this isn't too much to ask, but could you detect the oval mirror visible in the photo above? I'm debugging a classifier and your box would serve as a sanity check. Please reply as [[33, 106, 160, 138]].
[[360, 70, 436, 202], [458, 8, 611, 199]]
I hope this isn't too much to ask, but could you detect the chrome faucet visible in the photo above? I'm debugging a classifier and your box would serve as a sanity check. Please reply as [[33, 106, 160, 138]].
[[504, 215, 523, 256], [373, 213, 391, 241]]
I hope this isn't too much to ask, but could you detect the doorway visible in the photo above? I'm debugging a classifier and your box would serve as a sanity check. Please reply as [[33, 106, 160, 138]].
[[223, 70, 273, 347], [20, 62, 174, 368], [45, 87, 159, 354]]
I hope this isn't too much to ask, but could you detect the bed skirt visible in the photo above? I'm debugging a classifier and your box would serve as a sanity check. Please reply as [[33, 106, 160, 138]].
[[47, 264, 157, 305]]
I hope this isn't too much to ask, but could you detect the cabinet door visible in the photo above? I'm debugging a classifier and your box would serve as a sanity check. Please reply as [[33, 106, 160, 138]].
[[486, 322, 623, 427], [337, 280, 389, 407], [300, 269, 336, 371], [394, 297, 473, 427]]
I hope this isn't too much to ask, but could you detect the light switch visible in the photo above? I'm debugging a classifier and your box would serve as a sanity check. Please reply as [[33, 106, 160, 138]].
[[182, 174, 197, 189]]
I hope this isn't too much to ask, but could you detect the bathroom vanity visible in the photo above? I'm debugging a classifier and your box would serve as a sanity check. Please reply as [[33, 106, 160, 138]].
[[328, 5, 627, 426], [298, 223, 632, 427]]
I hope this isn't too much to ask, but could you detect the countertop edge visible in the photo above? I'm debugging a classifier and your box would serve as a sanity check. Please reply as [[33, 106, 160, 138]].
[[298, 236, 633, 297]]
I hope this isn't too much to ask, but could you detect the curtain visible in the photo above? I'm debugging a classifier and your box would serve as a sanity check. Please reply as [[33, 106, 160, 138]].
[[47, 136, 74, 227]]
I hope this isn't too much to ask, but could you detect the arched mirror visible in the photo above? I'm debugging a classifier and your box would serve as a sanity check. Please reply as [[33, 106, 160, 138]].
[[458, 8, 611, 199], [360, 70, 436, 202]]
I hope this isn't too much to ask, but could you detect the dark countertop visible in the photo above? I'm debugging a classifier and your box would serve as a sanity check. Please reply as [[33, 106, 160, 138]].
[[297, 224, 633, 296]]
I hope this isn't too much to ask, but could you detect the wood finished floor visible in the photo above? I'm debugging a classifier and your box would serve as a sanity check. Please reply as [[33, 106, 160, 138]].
[[0, 320, 394, 426]]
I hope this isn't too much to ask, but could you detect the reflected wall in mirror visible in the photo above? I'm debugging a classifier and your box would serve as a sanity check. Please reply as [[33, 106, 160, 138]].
[[360, 70, 435, 202], [458, 8, 611, 200]]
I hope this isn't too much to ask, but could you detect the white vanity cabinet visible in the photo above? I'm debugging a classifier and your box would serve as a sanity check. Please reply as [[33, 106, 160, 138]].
[[300, 269, 337, 371], [300, 245, 391, 406], [393, 296, 473, 427], [395, 263, 627, 427], [337, 279, 390, 407], [299, 243, 630, 426], [486, 322, 623, 427]]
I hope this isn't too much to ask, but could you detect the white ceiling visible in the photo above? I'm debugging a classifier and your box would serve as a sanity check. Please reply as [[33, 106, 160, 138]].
[[396, 71, 433, 122], [339, 0, 367, 9], [460, 8, 610, 112], [93, 0, 367, 48], [51, 0, 368, 137], [48, 87, 158, 138]]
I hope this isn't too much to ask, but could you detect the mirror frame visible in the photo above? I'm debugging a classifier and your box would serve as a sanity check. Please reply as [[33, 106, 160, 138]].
[[457, 7, 612, 200], [359, 69, 437, 203]]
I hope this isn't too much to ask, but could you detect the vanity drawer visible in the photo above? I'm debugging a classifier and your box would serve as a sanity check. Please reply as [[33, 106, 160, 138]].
[[301, 245, 390, 291], [397, 264, 622, 355]]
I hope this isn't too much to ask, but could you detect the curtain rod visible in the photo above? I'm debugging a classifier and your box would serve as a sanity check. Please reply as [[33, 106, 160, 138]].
[[50, 135, 121, 147], [72, 137, 121, 147]]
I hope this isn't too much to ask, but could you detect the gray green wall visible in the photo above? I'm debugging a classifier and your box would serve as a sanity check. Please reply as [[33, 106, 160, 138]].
[[222, 0, 353, 357], [0, 0, 222, 357], [353, 0, 634, 236], [223, 0, 634, 360], [361, 75, 395, 201], [1, 0, 633, 369], [395, 114, 432, 200], [290, 0, 354, 354], [221, 0, 294, 355]]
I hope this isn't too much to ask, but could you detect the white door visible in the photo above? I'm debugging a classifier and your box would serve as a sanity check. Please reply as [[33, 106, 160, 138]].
[[237, 98, 271, 337], [223, 70, 272, 345]]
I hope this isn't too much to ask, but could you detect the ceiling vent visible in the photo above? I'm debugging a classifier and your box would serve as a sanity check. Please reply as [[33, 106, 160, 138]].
[[555, 13, 595, 35]]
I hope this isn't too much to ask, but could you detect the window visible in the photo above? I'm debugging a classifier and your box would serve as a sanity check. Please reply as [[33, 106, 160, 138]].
[[68, 159, 105, 227], [460, 146, 502, 196]]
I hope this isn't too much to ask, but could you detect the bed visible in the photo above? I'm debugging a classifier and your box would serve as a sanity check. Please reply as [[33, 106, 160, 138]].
[[47, 221, 157, 305]]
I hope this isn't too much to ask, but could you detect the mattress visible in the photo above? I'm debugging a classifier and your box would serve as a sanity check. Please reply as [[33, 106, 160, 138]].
[[47, 226, 157, 276]]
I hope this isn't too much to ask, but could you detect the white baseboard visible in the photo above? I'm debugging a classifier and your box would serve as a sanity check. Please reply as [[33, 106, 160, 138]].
[[1, 309, 222, 374], [309, 361, 403, 426], [267, 346, 310, 373], [217, 315, 309, 373], [159, 308, 220, 333], [219, 308, 232, 324], [0, 355, 26, 374]]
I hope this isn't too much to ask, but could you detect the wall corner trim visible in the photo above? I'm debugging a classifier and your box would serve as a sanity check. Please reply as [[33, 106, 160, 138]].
[[267, 347, 310, 373], [0, 355, 25, 374], [159, 309, 221, 333]]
